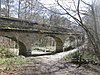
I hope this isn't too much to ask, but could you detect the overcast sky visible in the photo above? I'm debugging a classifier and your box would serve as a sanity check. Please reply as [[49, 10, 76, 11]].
[[40, 0, 92, 6], [39, 0, 92, 13], [39, 0, 92, 21]]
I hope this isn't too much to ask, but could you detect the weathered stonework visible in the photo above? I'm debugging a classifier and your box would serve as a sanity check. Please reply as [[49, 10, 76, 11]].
[[0, 17, 83, 56]]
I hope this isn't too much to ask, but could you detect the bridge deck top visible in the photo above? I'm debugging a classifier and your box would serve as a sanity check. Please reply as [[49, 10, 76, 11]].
[[0, 17, 82, 35]]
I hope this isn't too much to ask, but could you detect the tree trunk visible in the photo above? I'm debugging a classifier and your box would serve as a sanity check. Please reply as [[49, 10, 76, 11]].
[[0, 0, 1, 16], [6, 0, 10, 17], [18, 0, 21, 18]]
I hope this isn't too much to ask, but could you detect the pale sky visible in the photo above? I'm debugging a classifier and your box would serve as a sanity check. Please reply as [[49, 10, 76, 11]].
[[40, 0, 92, 12], [39, 0, 92, 21], [40, 0, 92, 14], [40, 0, 92, 5], [40, 0, 56, 5]]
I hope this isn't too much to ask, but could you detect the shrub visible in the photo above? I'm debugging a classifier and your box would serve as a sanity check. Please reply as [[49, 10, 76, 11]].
[[0, 46, 16, 58], [0, 56, 27, 66]]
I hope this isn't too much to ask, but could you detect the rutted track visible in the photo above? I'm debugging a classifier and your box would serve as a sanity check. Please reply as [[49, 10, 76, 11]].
[[1, 47, 100, 75]]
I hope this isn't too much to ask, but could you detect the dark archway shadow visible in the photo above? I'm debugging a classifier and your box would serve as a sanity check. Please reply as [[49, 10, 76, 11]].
[[54, 36, 63, 53], [3, 36, 27, 56], [18, 41, 27, 56]]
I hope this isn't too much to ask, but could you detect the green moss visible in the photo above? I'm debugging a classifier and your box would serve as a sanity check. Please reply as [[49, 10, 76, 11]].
[[0, 56, 28, 67]]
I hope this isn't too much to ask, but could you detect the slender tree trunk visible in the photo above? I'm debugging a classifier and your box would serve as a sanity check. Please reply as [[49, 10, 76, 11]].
[[6, 0, 10, 17], [0, 0, 1, 16], [18, 0, 21, 18], [24, 0, 27, 20], [91, 5, 100, 61], [91, 5, 100, 46], [6, 0, 9, 17], [30, 0, 32, 20]]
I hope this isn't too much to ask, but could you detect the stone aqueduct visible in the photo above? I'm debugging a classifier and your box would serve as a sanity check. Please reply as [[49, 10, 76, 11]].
[[0, 17, 83, 56]]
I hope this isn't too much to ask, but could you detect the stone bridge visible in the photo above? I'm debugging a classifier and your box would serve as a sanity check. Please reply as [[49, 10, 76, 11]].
[[0, 17, 83, 56]]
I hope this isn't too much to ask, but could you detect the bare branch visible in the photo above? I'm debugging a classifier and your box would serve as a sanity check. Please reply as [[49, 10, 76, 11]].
[[77, 0, 83, 22], [81, 0, 91, 7], [55, 0, 98, 53]]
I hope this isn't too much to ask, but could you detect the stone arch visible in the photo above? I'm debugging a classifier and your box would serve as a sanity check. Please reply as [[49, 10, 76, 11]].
[[42, 35, 64, 53], [63, 35, 76, 51], [2, 36, 27, 56]]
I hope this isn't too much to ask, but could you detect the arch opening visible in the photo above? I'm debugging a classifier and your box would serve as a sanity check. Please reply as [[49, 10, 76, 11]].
[[48, 35, 64, 53], [0, 36, 27, 56], [64, 36, 76, 51], [63, 35, 83, 51], [32, 35, 63, 54]]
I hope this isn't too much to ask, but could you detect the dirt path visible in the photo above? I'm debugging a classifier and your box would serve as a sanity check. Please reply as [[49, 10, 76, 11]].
[[1, 50, 100, 75]]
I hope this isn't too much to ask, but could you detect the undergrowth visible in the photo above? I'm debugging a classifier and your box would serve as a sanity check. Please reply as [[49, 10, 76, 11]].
[[0, 56, 27, 66], [0, 46, 28, 71], [63, 51, 100, 64]]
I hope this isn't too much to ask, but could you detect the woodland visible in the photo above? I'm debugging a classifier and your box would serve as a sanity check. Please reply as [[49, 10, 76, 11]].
[[0, 0, 100, 75]]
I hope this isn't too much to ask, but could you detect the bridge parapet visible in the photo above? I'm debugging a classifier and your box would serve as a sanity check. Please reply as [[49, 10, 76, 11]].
[[0, 17, 72, 34]]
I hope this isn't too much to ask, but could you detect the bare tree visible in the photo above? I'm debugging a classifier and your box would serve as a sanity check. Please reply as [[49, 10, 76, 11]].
[[49, 0, 100, 60]]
